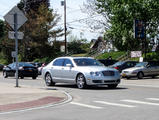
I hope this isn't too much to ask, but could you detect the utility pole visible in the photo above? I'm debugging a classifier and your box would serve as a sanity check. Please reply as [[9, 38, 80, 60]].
[[61, 0, 67, 54], [64, 0, 67, 54]]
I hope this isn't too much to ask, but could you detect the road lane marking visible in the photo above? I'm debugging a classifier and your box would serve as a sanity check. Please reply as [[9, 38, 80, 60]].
[[70, 102, 102, 109], [146, 98, 159, 101], [94, 101, 136, 108], [122, 100, 159, 106]]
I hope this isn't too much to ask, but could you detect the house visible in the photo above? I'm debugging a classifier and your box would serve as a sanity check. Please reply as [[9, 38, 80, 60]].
[[90, 36, 106, 53], [90, 36, 117, 53]]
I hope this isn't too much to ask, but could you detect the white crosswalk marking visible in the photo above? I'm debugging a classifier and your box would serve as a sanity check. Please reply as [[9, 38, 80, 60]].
[[146, 98, 159, 101], [70, 102, 103, 109], [94, 101, 136, 108], [122, 100, 159, 106]]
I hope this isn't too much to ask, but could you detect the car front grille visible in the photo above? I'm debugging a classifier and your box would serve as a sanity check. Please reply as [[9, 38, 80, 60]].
[[102, 71, 115, 76], [104, 79, 120, 83]]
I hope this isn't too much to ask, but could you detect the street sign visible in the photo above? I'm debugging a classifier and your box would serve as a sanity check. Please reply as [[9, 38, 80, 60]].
[[3, 6, 28, 87], [4, 6, 27, 30], [131, 51, 142, 58], [8, 31, 24, 39]]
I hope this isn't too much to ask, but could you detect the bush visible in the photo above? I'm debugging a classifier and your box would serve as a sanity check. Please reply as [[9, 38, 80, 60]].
[[95, 51, 126, 60], [145, 52, 159, 61]]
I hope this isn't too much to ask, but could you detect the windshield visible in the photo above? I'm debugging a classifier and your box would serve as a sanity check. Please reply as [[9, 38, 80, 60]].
[[18, 62, 34, 67], [135, 62, 148, 67], [73, 58, 103, 66]]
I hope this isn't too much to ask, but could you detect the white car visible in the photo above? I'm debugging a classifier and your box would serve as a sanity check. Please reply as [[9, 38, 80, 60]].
[[42, 57, 120, 89]]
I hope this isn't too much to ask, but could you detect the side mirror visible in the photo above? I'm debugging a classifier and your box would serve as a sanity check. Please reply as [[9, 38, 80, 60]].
[[66, 64, 72, 67]]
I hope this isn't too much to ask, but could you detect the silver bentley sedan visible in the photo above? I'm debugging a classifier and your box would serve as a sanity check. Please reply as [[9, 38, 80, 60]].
[[42, 57, 120, 89]]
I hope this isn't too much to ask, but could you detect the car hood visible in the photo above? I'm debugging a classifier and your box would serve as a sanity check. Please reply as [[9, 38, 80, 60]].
[[77, 66, 118, 72], [123, 67, 144, 72]]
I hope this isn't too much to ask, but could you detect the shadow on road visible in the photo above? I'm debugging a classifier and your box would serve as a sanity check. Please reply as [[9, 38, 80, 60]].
[[54, 84, 128, 90]]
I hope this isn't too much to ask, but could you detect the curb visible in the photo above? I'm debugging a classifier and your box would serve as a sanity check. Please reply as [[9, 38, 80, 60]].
[[0, 90, 72, 115]]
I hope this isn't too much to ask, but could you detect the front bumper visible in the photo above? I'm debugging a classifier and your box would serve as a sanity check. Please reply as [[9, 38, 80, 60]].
[[121, 72, 137, 78], [86, 76, 120, 85]]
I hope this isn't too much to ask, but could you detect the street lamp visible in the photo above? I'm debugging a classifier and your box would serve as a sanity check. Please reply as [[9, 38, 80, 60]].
[[61, 0, 67, 54]]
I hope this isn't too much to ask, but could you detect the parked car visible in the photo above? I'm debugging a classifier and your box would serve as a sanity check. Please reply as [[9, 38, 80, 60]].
[[42, 57, 120, 89], [97, 59, 118, 66], [121, 61, 159, 79], [110, 61, 138, 72], [3, 62, 38, 79]]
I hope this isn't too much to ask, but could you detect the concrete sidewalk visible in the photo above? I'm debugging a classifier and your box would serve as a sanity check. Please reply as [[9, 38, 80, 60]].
[[0, 82, 68, 112]]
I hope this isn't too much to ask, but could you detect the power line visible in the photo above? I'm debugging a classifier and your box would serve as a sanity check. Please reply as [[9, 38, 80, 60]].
[[57, 14, 101, 26]]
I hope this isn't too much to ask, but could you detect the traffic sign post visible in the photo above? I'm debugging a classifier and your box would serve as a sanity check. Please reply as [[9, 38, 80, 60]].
[[14, 13, 19, 87], [4, 6, 27, 87]]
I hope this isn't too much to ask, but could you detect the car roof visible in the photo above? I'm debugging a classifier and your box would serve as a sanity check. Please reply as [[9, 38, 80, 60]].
[[56, 56, 93, 59]]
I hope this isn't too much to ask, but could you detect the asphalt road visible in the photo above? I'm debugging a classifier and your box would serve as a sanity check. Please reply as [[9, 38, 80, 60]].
[[0, 73, 159, 120]]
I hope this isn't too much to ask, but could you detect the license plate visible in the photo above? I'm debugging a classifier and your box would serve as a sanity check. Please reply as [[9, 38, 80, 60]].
[[122, 73, 126, 77]]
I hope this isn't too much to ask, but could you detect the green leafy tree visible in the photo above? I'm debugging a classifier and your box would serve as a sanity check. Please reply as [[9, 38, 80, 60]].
[[84, 0, 159, 51], [17, 0, 64, 61], [67, 35, 90, 54], [0, 20, 14, 64], [18, 0, 50, 13], [20, 4, 63, 61]]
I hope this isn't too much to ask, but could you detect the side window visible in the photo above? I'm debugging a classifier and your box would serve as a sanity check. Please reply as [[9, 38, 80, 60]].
[[63, 59, 73, 67], [126, 62, 131, 67], [149, 62, 155, 67], [53, 59, 64, 66]]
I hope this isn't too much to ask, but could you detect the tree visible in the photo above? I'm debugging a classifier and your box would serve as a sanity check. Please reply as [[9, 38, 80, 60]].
[[0, 20, 5, 38], [81, 0, 110, 34], [18, 0, 50, 13], [84, 0, 159, 51], [67, 35, 90, 54], [0, 20, 15, 64], [17, 1, 64, 61]]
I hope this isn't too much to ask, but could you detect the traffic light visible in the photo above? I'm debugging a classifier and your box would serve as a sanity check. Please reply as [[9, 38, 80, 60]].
[[134, 19, 145, 39]]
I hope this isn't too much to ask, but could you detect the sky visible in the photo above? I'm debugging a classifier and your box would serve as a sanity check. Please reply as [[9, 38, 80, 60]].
[[0, 0, 102, 41]]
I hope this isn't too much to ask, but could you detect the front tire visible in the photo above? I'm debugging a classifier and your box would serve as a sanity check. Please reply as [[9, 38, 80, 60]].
[[32, 76, 36, 79], [137, 72, 144, 79], [76, 74, 87, 89], [45, 73, 55, 86]]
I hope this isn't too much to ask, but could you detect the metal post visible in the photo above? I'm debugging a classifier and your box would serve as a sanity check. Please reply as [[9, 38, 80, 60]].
[[144, 21, 146, 61], [14, 13, 19, 87], [64, 0, 67, 54]]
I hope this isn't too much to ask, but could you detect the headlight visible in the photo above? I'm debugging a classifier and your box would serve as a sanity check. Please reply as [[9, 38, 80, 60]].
[[90, 71, 103, 76], [19, 67, 24, 70]]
